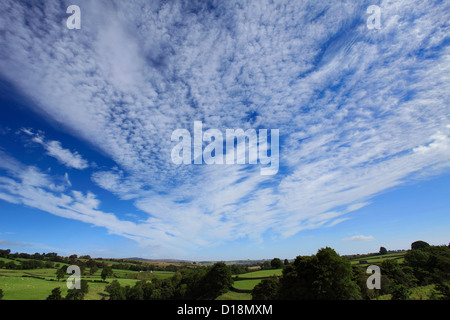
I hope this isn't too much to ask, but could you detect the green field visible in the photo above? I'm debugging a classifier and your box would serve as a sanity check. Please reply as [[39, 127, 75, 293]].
[[0, 268, 174, 300], [350, 252, 406, 266], [216, 291, 252, 300], [229, 268, 284, 295], [232, 279, 262, 290], [236, 268, 283, 278], [0, 257, 20, 265], [0, 275, 70, 300]]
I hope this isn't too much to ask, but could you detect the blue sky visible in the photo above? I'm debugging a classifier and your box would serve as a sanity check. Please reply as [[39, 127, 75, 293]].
[[0, 0, 449, 260]]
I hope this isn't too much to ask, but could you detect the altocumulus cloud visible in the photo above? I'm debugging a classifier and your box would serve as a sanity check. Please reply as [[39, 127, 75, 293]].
[[21, 128, 89, 170], [0, 0, 449, 256]]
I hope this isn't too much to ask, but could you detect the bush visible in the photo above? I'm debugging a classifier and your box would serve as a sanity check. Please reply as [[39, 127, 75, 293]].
[[411, 241, 430, 250], [252, 277, 280, 300], [390, 284, 410, 300], [46, 287, 62, 300], [270, 258, 284, 269], [278, 247, 362, 300]]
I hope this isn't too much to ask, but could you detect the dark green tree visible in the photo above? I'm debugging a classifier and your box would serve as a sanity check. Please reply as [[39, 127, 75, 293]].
[[56, 267, 65, 281], [198, 262, 233, 299], [86, 259, 96, 268], [436, 282, 450, 300], [80, 279, 89, 295], [0, 249, 10, 258], [105, 280, 125, 300], [101, 267, 113, 280], [390, 283, 410, 300], [380, 259, 416, 288], [65, 289, 85, 300], [278, 247, 362, 300], [411, 240, 430, 250], [379, 247, 387, 255], [46, 287, 63, 300], [270, 258, 284, 269], [405, 245, 450, 285], [252, 277, 280, 300], [65, 280, 88, 300], [90, 265, 99, 275], [261, 261, 271, 270]]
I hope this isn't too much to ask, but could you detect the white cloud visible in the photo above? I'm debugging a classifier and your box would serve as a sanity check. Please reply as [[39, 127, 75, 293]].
[[342, 235, 375, 242], [0, 0, 449, 256], [21, 129, 89, 170]]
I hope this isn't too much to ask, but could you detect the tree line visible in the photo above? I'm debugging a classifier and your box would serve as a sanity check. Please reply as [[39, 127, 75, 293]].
[[1, 241, 449, 300], [0, 249, 191, 272], [252, 241, 450, 300]]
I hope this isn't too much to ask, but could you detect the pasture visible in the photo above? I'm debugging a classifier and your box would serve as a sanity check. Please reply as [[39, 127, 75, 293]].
[[350, 252, 406, 266], [0, 267, 174, 300], [235, 268, 283, 278]]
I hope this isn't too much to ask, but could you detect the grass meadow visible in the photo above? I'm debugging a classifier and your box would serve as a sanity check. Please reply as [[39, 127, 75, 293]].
[[2, 251, 440, 300], [0, 267, 174, 300]]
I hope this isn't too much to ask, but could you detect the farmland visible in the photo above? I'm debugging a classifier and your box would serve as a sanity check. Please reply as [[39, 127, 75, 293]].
[[0, 266, 175, 300], [0, 251, 184, 300], [349, 252, 406, 266], [1, 243, 449, 300]]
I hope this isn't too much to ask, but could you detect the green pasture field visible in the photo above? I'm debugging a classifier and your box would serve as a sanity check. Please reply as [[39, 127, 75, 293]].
[[0, 274, 70, 300], [350, 252, 406, 266], [216, 291, 252, 300], [232, 279, 262, 290], [0, 257, 20, 264], [236, 268, 283, 278], [0, 268, 175, 300]]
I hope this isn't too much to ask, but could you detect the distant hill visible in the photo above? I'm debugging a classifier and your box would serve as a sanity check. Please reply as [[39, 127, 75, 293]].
[[126, 257, 192, 264], [126, 257, 272, 266]]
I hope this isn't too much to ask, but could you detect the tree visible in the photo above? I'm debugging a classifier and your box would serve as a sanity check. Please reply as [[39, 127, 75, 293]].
[[90, 265, 99, 275], [86, 259, 97, 269], [261, 261, 271, 270], [390, 283, 410, 300], [65, 289, 85, 300], [62, 279, 88, 300], [105, 280, 125, 300], [436, 282, 450, 300], [0, 249, 10, 258], [80, 279, 89, 295], [56, 267, 65, 281], [411, 240, 430, 250], [270, 258, 284, 269], [353, 265, 390, 300], [252, 277, 280, 300], [0, 288, 3, 300], [379, 247, 387, 255], [198, 262, 233, 299], [284, 259, 289, 266], [380, 259, 416, 288], [405, 245, 450, 285], [46, 287, 62, 300], [278, 247, 362, 300], [101, 267, 113, 280]]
